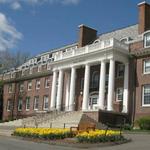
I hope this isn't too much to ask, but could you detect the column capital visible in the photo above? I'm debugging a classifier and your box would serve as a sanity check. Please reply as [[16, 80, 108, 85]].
[[53, 69, 58, 72], [100, 59, 107, 63]]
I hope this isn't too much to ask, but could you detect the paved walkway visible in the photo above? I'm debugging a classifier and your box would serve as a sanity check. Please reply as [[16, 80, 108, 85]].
[[0, 133, 150, 150]]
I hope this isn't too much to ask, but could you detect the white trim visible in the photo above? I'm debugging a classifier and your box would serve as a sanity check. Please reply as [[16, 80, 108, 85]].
[[143, 59, 150, 74], [35, 80, 40, 90], [27, 81, 32, 91], [142, 85, 150, 107], [116, 87, 123, 102], [143, 30, 150, 48], [26, 97, 30, 111], [18, 98, 22, 111], [43, 96, 49, 110], [7, 100, 11, 112], [34, 96, 39, 110]]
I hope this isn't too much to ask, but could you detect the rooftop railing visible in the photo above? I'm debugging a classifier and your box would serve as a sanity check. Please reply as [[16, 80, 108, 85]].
[[54, 38, 129, 61]]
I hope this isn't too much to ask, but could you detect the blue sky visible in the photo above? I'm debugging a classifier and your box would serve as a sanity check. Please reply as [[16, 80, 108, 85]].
[[0, 0, 150, 56]]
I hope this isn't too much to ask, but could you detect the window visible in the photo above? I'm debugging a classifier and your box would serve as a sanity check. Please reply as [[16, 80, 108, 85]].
[[91, 71, 99, 88], [29, 67, 33, 74], [7, 100, 11, 111], [19, 83, 24, 92], [26, 97, 30, 110], [45, 78, 50, 88], [117, 64, 124, 77], [43, 96, 49, 110], [116, 88, 123, 101], [142, 85, 150, 106], [34, 96, 39, 110], [8, 84, 13, 93], [28, 81, 32, 91], [38, 65, 42, 72], [144, 31, 150, 48], [120, 38, 128, 43], [47, 63, 51, 70], [36, 79, 40, 90], [144, 60, 150, 74], [18, 98, 22, 111]]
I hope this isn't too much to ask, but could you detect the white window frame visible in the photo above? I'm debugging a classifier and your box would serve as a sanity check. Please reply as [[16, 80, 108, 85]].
[[142, 85, 150, 107], [18, 98, 22, 111], [28, 81, 32, 91], [117, 64, 124, 78], [19, 83, 24, 92], [143, 31, 150, 48], [116, 87, 123, 101], [8, 84, 13, 93], [143, 60, 150, 74], [29, 67, 33, 74], [36, 80, 40, 90], [7, 100, 11, 111], [43, 96, 49, 110], [34, 96, 39, 110], [26, 97, 30, 111], [38, 65, 42, 72], [45, 78, 50, 88]]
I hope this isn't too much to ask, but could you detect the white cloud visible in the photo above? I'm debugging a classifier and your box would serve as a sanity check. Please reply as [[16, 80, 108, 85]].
[[61, 0, 80, 5], [0, 0, 81, 10], [11, 1, 22, 10], [0, 12, 22, 51]]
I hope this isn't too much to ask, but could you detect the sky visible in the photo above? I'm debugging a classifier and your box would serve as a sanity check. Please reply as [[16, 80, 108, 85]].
[[0, 0, 150, 56]]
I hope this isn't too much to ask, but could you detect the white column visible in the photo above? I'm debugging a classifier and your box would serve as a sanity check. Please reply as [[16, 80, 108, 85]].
[[65, 72, 70, 111], [50, 70, 57, 110], [82, 64, 90, 111], [69, 67, 76, 111], [122, 63, 129, 113], [56, 69, 64, 110], [107, 59, 115, 111], [98, 60, 106, 110]]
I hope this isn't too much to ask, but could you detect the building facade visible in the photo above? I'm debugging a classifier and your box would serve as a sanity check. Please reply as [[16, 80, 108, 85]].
[[0, 2, 150, 123]]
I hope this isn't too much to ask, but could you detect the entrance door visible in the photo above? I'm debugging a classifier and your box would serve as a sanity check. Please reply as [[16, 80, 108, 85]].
[[89, 95, 98, 110]]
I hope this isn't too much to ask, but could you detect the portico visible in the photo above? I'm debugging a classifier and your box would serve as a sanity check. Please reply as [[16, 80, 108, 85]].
[[50, 38, 129, 113]]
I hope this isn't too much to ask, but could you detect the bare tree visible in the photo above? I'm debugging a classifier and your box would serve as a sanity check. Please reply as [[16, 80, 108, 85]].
[[0, 50, 31, 73]]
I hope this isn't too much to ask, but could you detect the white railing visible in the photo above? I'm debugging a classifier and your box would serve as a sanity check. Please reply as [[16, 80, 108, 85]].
[[54, 38, 129, 61]]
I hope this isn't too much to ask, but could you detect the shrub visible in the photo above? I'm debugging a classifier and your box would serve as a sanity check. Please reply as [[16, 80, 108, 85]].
[[123, 124, 132, 130], [137, 117, 150, 130]]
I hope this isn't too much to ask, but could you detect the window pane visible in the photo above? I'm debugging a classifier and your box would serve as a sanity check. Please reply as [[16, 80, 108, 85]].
[[26, 97, 30, 110], [143, 85, 150, 105], [144, 60, 150, 73], [43, 96, 49, 110], [116, 88, 123, 101], [34, 96, 39, 110]]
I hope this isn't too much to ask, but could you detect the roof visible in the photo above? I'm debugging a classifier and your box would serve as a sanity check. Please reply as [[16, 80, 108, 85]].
[[97, 24, 141, 42]]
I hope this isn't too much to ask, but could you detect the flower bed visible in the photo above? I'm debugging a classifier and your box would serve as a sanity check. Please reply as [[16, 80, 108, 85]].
[[14, 128, 125, 143], [14, 128, 73, 139], [76, 130, 125, 143]]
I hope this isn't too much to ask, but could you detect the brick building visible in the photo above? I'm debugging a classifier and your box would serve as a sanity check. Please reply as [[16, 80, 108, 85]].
[[0, 1, 150, 124]]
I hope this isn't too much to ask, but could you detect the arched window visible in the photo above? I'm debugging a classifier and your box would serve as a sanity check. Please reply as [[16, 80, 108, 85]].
[[93, 39, 100, 44], [91, 71, 99, 88], [144, 31, 150, 48]]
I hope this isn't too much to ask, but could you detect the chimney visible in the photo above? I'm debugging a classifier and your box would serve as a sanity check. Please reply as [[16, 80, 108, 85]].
[[78, 24, 97, 48], [138, 1, 150, 34]]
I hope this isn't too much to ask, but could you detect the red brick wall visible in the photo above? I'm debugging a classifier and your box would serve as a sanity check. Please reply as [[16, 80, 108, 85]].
[[135, 56, 150, 120], [3, 75, 52, 120]]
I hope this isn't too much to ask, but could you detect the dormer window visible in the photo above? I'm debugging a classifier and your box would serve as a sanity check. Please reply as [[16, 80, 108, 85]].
[[93, 39, 100, 44], [144, 31, 150, 48], [120, 37, 132, 44]]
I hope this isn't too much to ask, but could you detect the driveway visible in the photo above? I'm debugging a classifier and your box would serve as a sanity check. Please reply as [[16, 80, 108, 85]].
[[0, 134, 150, 150]]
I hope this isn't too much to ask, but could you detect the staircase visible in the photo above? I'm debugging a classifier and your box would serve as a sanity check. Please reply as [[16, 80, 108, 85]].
[[0, 111, 104, 130]]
